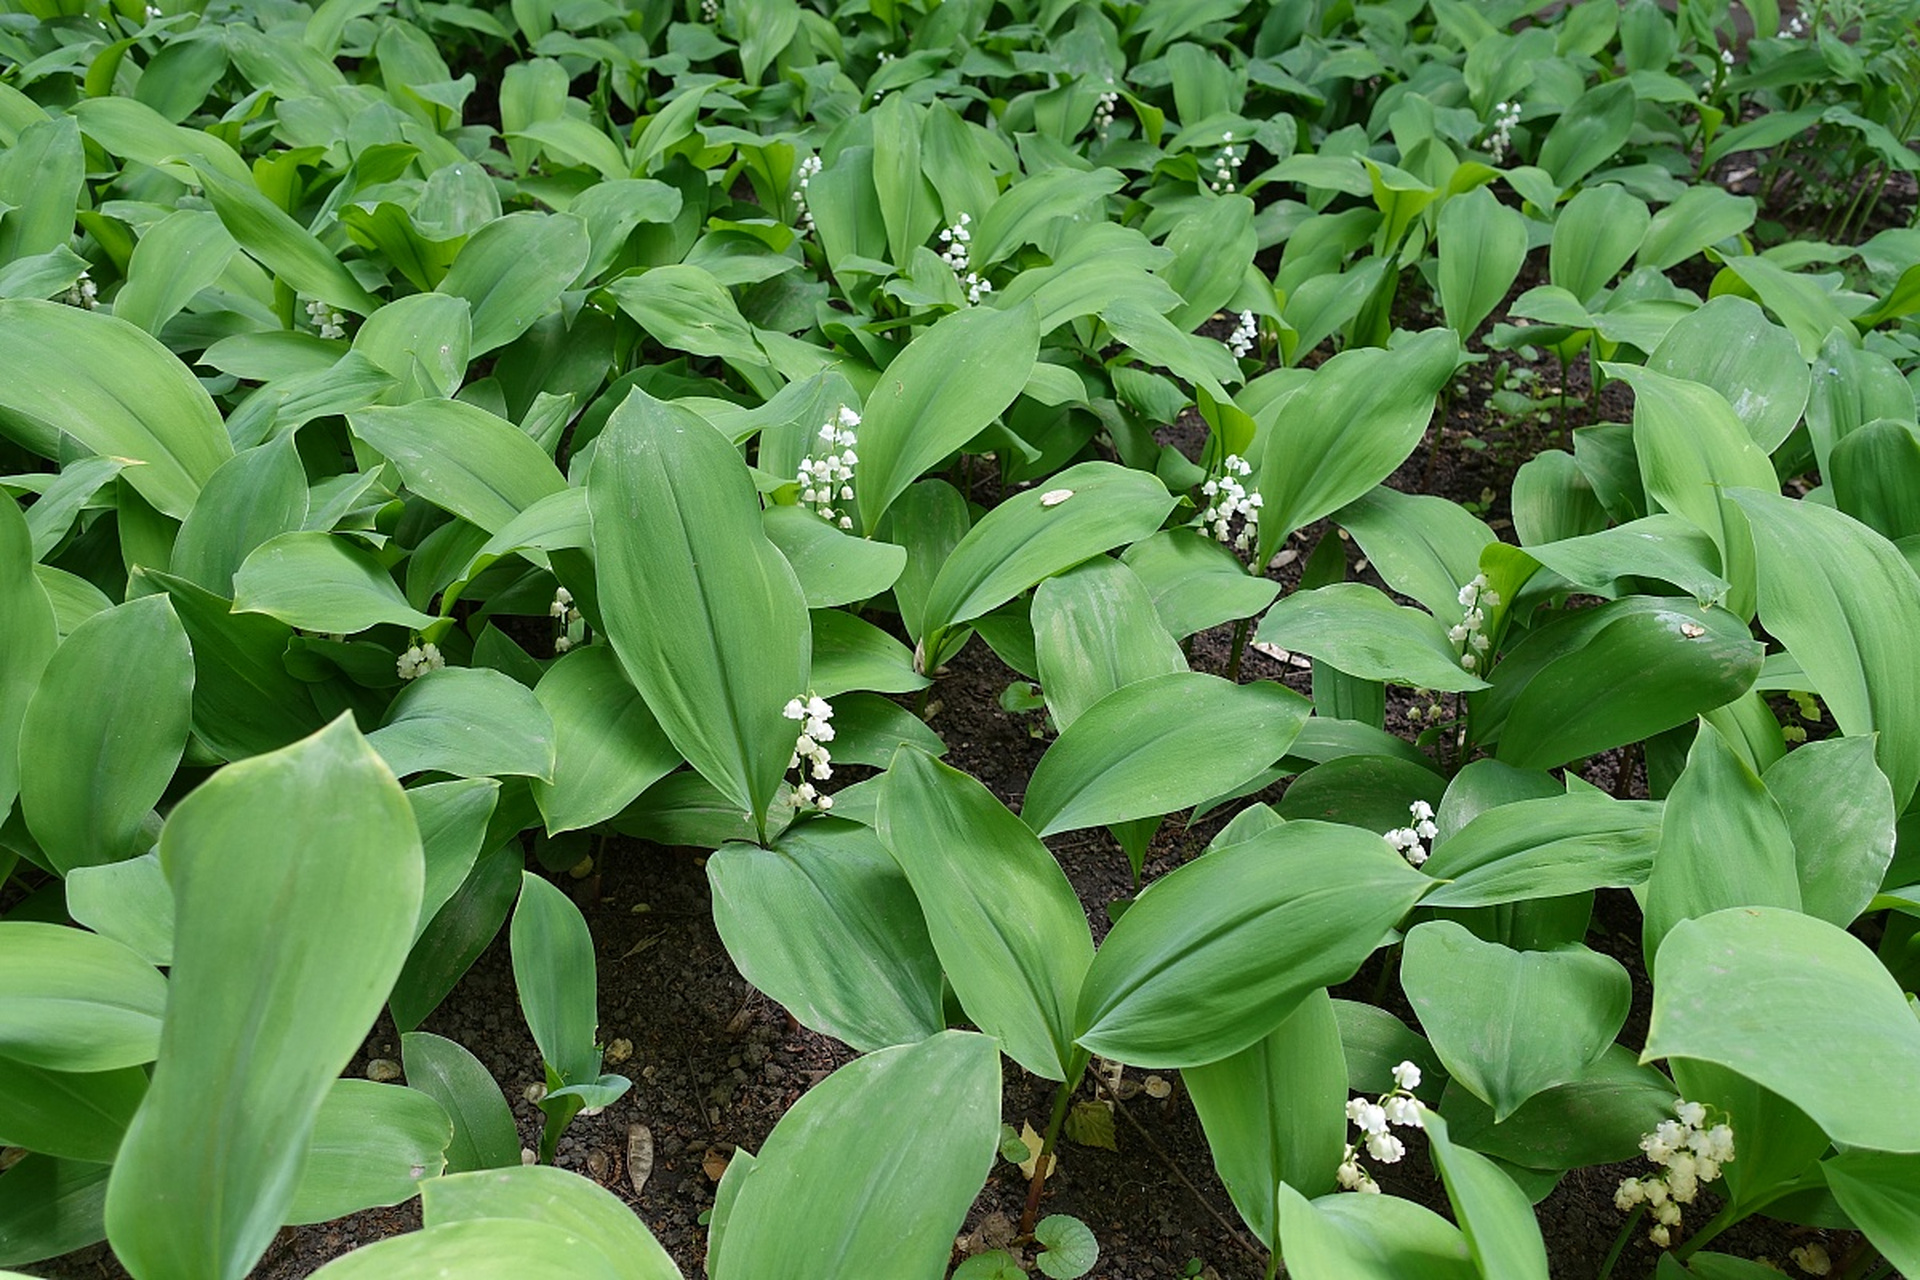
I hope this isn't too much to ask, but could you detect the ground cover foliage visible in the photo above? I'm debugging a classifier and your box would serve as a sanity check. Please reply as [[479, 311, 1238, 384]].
[[1, 0, 1920, 1275]]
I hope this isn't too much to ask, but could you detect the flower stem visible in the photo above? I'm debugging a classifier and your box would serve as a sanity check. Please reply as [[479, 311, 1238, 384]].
[[1595, 1205, 1643, 1280], [1020, 1054, 1088, 1237], [1226, 617, 1250, 683], [1672, 1201, 1742, 1261]]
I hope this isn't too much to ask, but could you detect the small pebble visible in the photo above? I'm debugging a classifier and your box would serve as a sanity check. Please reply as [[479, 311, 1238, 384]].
[[364, 1058, 402, 1083], [605, 1037, 633, 1065]]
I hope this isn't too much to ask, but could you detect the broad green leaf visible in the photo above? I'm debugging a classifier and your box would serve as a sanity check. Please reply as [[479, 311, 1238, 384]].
[[421, 1166, 681, 1279], [856, 305, 1041, 534], [1806, 331, 1916, 476], [369, 668, 556, 782], [1763, 736, 1894, 926], [1437, 185, 1527, 340], [1421, 790, 1664, 908], [0, 1057, 145, 1164], [286, 1079, 451, 1224], [1519, 514, 1730, 606], [391, 839, 523, 1033], [1831, 419, 1920, 542], [1644, 720, 1800, 967], [440, 212, 589, 354], [1730, 488, 1920, 810], [18, 595, 192, 873], [1403, 921, 1630, 1121], [709, 820, 946, 1053], [0, 498, 55, 816], [1022, 674, 1309, 836], [307, 1219, 622, 1280], [711, 1031, 1000, 1280], [0, 116, 82, 262], [1256, 329, 1459, 562], [1636, 185, 1755, 273], [1164, 194, 1258, 333], [532, 645, 679, 835], [1537, 80, 1636, 191], [233, 531, 437, 633], [1647, 907, 1920, 1152], [351, 400, 566, 534], [1441, 1044, 1677, 1172], [1646, 297, 1809, 454], [763, 506, 907, 609], [1075, 821, 1431, 1068], [875, 751, 1093, 1081], [1720, 256, 1854, 360], [398, 1033, 517, 1174], [970, 168, 1125, 268], [409, 779, 500, 938], [169, 435, 310, 595], [105, 716, 424, 1280], [66, 852, 173, 967], [112, 210, 238, 337], [1423, 1111, 1551, 1280], [0, 301, 232, 520], [1549, 185, 1650, 303], [0, 923, 164, 1073], [1185, 988, 1347, 1246], [1669, 1058, 1827, 1215], [1278, 755, 1447, 831], [1277, 1185, 1476, 1280], [511, 872, 605, 1087], [192, 161, 379, 315], [1257, 582, 1488, 692], [809, 608, 926, 697], [1120, 528, 1281, 639], [604, 264, 768, 367], [587, 391, 808, 834], [1032, 557, 1185, 730], [920, 461, 1176, 654], [0, 1155, 111, 1269], [1335, 487, 1495, 625], [871, 95, 939, 268], [353, 292, 472, 401], [1823, 1150, 1920, 1277]]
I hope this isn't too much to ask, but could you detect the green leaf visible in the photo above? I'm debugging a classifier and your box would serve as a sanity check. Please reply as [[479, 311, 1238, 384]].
[[1437, 185, 1528, 340], [532, 645, 679, 835], [1728, 488, 1920, 810], [1256, 329, 1459, 560], [440, 212, 589, 355], [604, 264, 768, 367], [1720, 255, 1854, 361], [170, 435, 311, 595], [1823, 1150, 1920, 1277], [1422, 1110, 1551, 1280], [18, 595, 193, 873], [400, 1031, 521, 1173], [191, 161, 379, 315], [1549, 185, 1650, 303], [1164, 195, 1258, 333], [0, 301, 232, 520], [1831, 420, 1920, 542], [112, 209, 238, 337], [233, 531, 438, 634], [875, 750, 1093, 1081], [1519, 515, 1729, 606], [420, 1165, 681, 1279], [1258, 582, 1488, 692], [1032, 557, 1185, 731], [1021, 674, 1309, 836], [1764, 736, 1894, 927], [1647, 907, 1920, 1152], [391, 838, 523, 1033], [1120, 528, 1281, 639], [0, 923, 164, 1072], [920, 461, 1177, 655], [1335, 487, 1494, 626], [286, 1079, 451, 1224], [1033, 1214, 1099, 1280], [0, 1155, 112, 1269], [0, 1057, 145, 1165], [1643, 719, 1800, 967], [1421, 790, 1664, 908], [587, 391, 808, 834], [0, 498, 55, 817], [511, 871, 607, 1088], [0, 116, 83, 262], [1403, 921, 1630, 1121], [809, 608, 927, 697], [105, 715, 424, 1280], [307, 1219, 622, 1280], [763, 506, 907, 609], [710, 1031, 1000, 1280], [1635, 185, 1755, 273], [855, 305, 1041, 535], [1185, 988, 1347, 1246], [1440, 1043, 1678, 1172], [709, 820, 946, 1053], [1279, 1183, 1476, 1279], [350, 400, 565, 535], [1075, 821, 1431, 1068], [370, 668, 555, 782], [66, 852, 173, 967], [1645, 297, 1808, 455], [1537, 80, 1636, 191]]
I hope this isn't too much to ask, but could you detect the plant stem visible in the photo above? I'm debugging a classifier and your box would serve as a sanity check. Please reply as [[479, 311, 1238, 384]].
[[1839, 1241, 1887, 1280], [1595, 1205, 1643, 1280], [1019, 1055, 1087, 1237], [1672, 1200, 1742, 1260], [1225, 616, 1250, 683], [1264, 1241, 1281, 1280]]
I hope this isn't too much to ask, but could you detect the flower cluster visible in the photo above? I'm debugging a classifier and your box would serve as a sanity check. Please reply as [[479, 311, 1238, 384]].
[[65, 271, 98, 310], [784, 694, 836, 810], [700, 0, 717, 21], [797, 405, 861, 528], [1336, 1061, 1426, 1193], [1614, 1099, 1736, 1248], [1483, 101, 1522, 162], [1209, 132, 1244, 193], [1783, 13, 1807, 36], [1093, 82, 1119, 135], [1384, 800, 1438, 868], [1719, 47, 1735, 67], [397, 641, 445, 681], [1225, 309, 1259, 359], [938, 213, 992, 304], [1449, 574, 1497, 672], [794, 154, 821, 234], [306, 297, 347, 340], [550, 586, 585, 654], [1199, 454, 1262, 555]]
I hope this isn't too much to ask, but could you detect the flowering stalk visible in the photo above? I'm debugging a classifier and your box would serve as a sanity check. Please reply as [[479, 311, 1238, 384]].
[[1093, 81, 1119, 136], [1448, 574, 1497, 673], [397, 641, 445, 680], [796, 405, 861, 529], [1483, 101, 1522, 163], [1336, 1060, 1427, 1193], [938, 213, 992, 304], [784, 693, 836, 811], [1209, 131, 1244, 193], [1384, 800, 1438, 867], [1225, 310, 1259, 359], [794, 154, 821, 234], [1614, 1098, 1736, 1249], [306, 297, 348, 340], [550, 586, 586, 654], [1199, 454, 1262, 558]]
